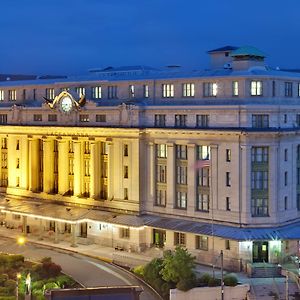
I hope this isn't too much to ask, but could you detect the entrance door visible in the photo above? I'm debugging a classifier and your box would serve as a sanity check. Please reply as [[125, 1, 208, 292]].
[[80, 223, 87, 238], [153, 229, 166, 248], [253, 241, 268, 263]]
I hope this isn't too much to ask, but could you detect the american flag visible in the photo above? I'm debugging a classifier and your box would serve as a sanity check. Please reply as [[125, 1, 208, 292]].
[[194, 159, 211, 169]]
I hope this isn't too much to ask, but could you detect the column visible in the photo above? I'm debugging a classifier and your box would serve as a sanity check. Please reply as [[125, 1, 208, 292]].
[[7, 136, 16, 187], [28, 138, 39, 192], [187, 144, 196, 214], [54, 222, 59, 244], [107, 142, 114, 200], [73, 141, 82, 196], [269, 145, 278, 220], [90, 141, 100, 199], [22, 216, 27, 236], [38, 219, 43, 240], [166, 143, 175, 210], [240, 145, 252, 223], [210, 144, 219, 215], [43, 139, 54, 193], [58, 140, 69, 195], [20, 137, 28, 189], [71, 223, 77, 247], [148, 142, 155, 205]]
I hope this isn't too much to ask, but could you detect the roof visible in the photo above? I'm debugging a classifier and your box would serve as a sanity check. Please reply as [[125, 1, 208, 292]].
[[207, 46, 239, 53], [230, 46, 266, 58], [1, 197, 300, 241]]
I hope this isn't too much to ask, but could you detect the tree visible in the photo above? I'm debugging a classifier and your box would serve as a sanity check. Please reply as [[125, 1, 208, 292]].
[[160, 246, 196, 289]]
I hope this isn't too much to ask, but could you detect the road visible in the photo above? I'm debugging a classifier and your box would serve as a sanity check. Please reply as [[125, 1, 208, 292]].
[[0, 236, 160, 300]]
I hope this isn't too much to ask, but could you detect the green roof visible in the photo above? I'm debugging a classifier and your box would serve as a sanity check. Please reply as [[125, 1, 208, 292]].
[[230, 46, 266, 58]]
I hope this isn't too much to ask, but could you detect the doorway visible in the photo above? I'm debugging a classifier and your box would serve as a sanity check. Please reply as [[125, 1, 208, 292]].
[[253, 241, 268, 263], [153, 229, 166, 248], [80, 223, 87, 238]]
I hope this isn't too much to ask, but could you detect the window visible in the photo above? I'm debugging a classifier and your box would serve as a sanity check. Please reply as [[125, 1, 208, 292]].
[[197, 168, 209, 187], [284, 171, 288, 186], [182, 83, 195, 97], [124, 144, 128, 156], [298, 83, 300, 97], [155, 189, 166, 206], [252, 114, 269, 128], [176, 166, 187, 185], [154, 114, 166, 127], [84, 159, 90, 176], [124, 166, 128, 178], [16, 140, 19, 150], [297, 194, 300, 211], [196, 193, 209, 212], [250, 81, 263, 96], [251, 198, 268, 217], [226, 197, 231, 211], [45, 88, 55, 100], [251, 147, 269, 163], [176, 191, 187, 209], [225, 240, 230, 250], [84, 141, 90, 154], [195, 235, 208, 250], [0, 114, 7, 124], [8, 90, 16, 101], [284, 114, 287, 123], [92, 86, 102, 99], [75, 87, 85, 97], [284, 149, 288, 161], [232, 81, 239, 96], [143, 85, 149, 98], [203, 82, 217, 97], [251, 171, 268, 190], [176, 145, 187, 160], [272, 81, 276, 97], [162, 84, 174, 98], [175, 114, 187, 127], [124, 188, 128, 200], [297, 114, 300, 127], [108, 86, 118, 99], [1, 138, 7, 149], [48, 114, 57, 122], [196, 114, 209, 128], [79, 115, 89, 122], [0, 90, 4, 101], [156, 144, 167, 158], [174, 232, 186, 246], [16, 158, 20, 169], [157, 165, 167, 183], [33, 89, 36, 100], [120, 227, 130, 239], [285, 82, 293, 97], [69, 158, 74, 175], [129, 85, 135, 98], [96, 114, 106, 122], [226, 172, 231, 187], [33, 114, 42, 121], [284, 196, 288, 210], [197, 145, 210, 160], [226, 149, 231, 162]]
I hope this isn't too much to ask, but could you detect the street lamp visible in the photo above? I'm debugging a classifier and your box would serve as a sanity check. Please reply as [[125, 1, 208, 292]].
[[17, 236, 26, 246], [16, 273, 21, 300]]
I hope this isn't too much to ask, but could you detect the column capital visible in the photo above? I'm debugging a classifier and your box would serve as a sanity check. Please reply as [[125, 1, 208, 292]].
[[187, 143, 196, 148], [210, 144, 219, 149]]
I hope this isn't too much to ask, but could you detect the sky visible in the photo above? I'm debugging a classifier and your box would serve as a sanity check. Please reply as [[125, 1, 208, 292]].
[[0, 0, 300, 75]]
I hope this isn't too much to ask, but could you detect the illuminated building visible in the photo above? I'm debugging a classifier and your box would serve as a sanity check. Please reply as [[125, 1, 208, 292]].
[[0, 46, 300, 270]]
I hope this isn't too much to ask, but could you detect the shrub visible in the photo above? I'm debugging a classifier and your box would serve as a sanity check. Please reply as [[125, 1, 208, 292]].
[[132, 265, 145, 277], [176, 277, 195, 291], [197, 273, 212, 286], [0, 274, 9, 286], [55, 275, 75, 288], [0, 286, 10, 296], [208, 277, 221, 287], [224, 274, 238, 286], [4, 280, 16, 294]]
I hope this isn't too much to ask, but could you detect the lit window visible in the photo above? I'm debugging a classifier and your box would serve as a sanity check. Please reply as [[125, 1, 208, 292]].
[[79, 115, 89, 122], [232, 81, 239, 96], [129, 85, 135, 98], [176, 145, 187, 160], [144, 85, 149, 98], [162, 84, 174, 98], [45, 88, 55, 100], [176, 191, 187, 209], [182, 83, 195, 97], [174, 232, 186, 246], [251, 198, 268, 217], [284, 82, 293, 97], [203, 82, 217, 97], [75, 87, 85, 97], [156, 144, 167, 158], [176, 166, 187, 185], [195, 235, 208, 250], [8, 90, 16, 101], [250, 81, 263, 96], [0, 90, 4, 101], [197, 145, 210, 160], [92, 86, 102, 99], [196, 193, 209, 212]]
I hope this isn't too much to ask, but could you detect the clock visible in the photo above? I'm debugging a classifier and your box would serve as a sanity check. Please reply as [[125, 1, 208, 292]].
[[60, 96, 73, 113]]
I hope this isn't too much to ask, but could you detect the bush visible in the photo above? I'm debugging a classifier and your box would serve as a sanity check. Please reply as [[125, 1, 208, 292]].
[[4, 280, 16, 294], [197, 273, 212, 286], [36, 257, 62, 278], [0, 274, 9, 286], [224, 274, 238, 286], [55, 275, 75, 288], [176, 277, 195, 291], [0, 286, 10, 296], [132, 265, 145, 277], [208, 277, 221, 287]]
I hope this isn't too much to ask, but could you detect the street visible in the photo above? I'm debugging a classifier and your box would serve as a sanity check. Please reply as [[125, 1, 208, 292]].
[[0, 236, 160, 300]]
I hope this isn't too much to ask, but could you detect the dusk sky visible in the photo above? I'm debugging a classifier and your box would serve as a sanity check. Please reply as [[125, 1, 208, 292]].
[[0, 0, 299, 75]]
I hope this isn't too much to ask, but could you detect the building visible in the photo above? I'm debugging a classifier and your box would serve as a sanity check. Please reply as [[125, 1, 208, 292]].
[[0, 45, 300, 271]]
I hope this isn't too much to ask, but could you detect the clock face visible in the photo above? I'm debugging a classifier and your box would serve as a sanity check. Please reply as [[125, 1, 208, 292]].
[[60, 96, 73, 112]]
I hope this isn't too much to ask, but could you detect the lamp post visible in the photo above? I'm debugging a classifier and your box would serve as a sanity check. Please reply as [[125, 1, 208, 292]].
[[16, 273, 21, 300], [17, 236, 26, 246], [221, 250, 224, 300]]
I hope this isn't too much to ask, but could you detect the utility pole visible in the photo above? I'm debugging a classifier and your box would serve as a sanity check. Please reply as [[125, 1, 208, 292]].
[[221, 250, 224, 300], [285, 271, 289, 300]]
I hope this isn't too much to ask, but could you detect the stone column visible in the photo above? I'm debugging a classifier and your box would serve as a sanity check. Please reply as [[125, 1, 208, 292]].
[[7, 136, 16, 187], [71, 223, 77, 247], [166, 143, 175, 210], [107, 142, 114, 200], [269, 145, 278, 220], [43, 139, 54, 193], [90, 141, 100, 199], [28, 138, 39, 192], [73, 141, 82, 196], [38, 219, 43, 240], [187, 144, 196, 214], [54, 222, 59, 244], [20, 137, 28, 189], [58, 140, 69, 195], [148, 142, 155, 206]]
